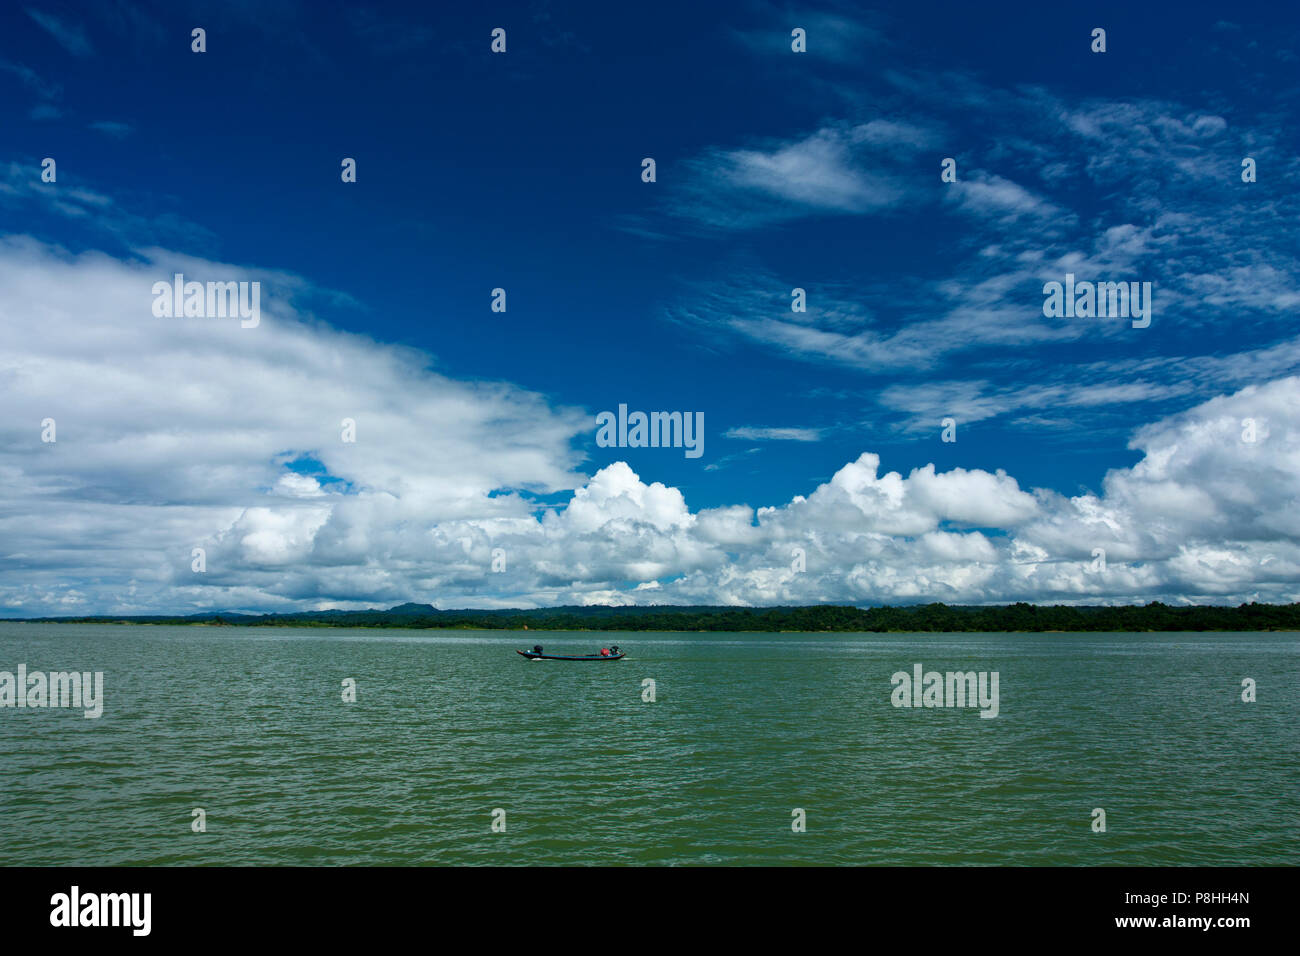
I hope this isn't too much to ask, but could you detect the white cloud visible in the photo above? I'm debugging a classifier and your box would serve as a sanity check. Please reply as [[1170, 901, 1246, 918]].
[[2, 238, 1298, 614], [0, 237, 587, 612]]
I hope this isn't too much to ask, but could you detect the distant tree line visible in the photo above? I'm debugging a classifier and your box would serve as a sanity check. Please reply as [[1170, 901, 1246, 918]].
[[14, 600, 1300, 632]]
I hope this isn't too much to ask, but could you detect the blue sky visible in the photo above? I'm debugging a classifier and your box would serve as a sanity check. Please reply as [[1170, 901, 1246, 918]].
[[1, 1, 1298, 614]]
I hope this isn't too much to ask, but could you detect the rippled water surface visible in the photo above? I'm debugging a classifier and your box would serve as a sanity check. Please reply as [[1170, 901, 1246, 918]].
[[1, 624, 1296, 865]]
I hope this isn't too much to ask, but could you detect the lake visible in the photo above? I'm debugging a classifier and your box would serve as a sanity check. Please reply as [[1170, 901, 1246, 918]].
[[1, 624, 1295, 865]]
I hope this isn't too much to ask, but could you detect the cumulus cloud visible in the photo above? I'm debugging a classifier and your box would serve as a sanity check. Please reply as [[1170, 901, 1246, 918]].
[[1, 239, 1297, 614], [0, 237, 587, 612]]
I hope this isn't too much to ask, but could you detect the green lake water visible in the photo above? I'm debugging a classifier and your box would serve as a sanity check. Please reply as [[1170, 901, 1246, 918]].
[[1, 624, 1296, 866]]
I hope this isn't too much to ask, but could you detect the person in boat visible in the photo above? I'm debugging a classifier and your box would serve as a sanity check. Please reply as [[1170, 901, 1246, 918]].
[[600, 647, 610, 656], [533, 645, 543, 655], [610, 645, 620, 655]]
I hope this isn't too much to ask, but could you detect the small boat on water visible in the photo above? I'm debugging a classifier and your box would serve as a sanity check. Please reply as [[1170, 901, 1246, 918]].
[[518, 644, 624, 661]]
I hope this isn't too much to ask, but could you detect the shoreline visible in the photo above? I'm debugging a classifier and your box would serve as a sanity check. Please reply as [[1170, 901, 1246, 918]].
[[4, 621, 1298, 635], [5, 601, 1299, 634]]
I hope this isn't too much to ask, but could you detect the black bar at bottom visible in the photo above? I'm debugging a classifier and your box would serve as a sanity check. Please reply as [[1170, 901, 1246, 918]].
[[0, 865, 1278, 943]]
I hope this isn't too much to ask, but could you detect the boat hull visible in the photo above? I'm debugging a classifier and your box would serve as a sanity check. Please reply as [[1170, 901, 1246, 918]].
[[517, 650, 625, 661]]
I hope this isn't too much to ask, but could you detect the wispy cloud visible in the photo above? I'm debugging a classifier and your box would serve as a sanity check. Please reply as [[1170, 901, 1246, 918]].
[[944, 172, 1066, 223], [345, 7, 434, 56], [0, 159, 216, 253], [26, 9, 93, 56], [655, 52, 1300, 456], [667, 122, 928, 229], [0, 57, 62, 119], [89, 120, 132, 139], [730, 4, 883, 65], [724, 426, 823, 441]]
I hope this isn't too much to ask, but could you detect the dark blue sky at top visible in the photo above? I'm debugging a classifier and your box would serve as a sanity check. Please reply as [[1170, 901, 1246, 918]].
[[3, 0, 1297, 515]]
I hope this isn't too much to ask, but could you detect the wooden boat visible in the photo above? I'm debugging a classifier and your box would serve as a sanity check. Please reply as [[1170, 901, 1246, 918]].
[[517, 648, 625, 661]]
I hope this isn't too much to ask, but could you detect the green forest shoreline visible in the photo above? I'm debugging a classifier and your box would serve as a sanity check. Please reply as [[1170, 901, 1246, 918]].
[[5, 601, 1299, 632]]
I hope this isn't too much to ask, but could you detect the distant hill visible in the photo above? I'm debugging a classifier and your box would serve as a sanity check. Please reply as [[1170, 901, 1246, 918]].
[[5, 601, 1300, 632]]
